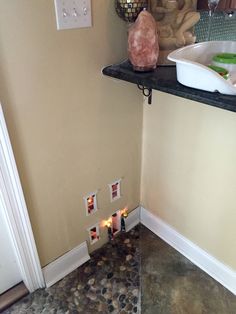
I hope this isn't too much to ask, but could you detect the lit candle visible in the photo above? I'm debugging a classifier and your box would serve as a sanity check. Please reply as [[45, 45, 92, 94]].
[[121, 208, 128, 232], [106, 220, 113, 241]]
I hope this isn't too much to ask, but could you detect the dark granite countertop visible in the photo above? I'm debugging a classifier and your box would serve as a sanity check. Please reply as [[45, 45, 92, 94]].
[[102, 60, 236, 113]]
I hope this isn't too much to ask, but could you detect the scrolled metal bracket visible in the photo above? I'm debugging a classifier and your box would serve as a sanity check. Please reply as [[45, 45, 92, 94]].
[[137, 85, 152, 105]]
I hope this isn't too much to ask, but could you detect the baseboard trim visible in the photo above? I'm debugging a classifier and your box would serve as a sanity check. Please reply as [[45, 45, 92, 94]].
[[43, 242, 90, 288], [126, 206, 140, 232], [42, 207, 236, 294], [42, 206, 140, 288], [140, 207, 236, 295]]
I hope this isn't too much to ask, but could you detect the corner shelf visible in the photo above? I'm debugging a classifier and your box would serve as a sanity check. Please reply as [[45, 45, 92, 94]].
[[102, 60, 236, 113]]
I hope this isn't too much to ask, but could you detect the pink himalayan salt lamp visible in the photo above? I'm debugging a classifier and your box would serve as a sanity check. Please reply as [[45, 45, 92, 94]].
[[128, 9, 159, 72]]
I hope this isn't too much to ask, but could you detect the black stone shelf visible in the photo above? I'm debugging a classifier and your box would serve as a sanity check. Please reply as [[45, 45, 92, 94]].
[[102, 60, 236, 113]]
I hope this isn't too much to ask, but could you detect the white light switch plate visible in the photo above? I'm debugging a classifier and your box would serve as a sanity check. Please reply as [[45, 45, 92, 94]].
[[54, 0, 92, 30]]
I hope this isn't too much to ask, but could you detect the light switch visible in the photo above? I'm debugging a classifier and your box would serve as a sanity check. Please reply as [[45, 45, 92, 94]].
[[54, 0, 92, 30]]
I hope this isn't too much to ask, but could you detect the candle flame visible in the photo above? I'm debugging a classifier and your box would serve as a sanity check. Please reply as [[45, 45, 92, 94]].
[[121, 208, 128, 217], [102, 218, 112, 228]]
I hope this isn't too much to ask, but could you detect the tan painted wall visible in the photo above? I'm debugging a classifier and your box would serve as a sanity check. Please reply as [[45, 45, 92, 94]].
[[0, 1, 143, 266], [141, 91, 236, 270]]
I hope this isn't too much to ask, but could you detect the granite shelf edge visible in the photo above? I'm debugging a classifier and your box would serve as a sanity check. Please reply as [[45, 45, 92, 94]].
[[102, 61, 236, 113]]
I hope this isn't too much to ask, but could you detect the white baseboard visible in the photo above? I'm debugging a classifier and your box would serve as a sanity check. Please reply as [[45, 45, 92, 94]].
[[42, 206, 139, 288], [43, 242, 90, 288], [126, 206, 140, 232], [42, 207, 236, 295], [140, 207, 236, 295]]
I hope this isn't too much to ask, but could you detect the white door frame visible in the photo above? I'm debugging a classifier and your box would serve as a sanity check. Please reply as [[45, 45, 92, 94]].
[[0, 104, 45, 293]]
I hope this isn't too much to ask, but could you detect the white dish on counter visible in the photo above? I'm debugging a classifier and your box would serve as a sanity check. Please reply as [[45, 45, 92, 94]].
[[167, 41, 236, 95]]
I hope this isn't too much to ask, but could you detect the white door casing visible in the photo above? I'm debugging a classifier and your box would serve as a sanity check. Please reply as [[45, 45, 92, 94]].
[[0, 104, 45, 292], [0, 189, 22, 293]]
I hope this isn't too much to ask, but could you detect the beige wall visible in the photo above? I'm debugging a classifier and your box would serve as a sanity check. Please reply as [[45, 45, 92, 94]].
[[0, 1, 143, 266], [141, 91, 236, 270], [2, 1, 234, 273]]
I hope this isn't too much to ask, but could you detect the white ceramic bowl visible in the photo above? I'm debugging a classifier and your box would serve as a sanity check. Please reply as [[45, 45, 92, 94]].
[[168, 41, 236, 95]]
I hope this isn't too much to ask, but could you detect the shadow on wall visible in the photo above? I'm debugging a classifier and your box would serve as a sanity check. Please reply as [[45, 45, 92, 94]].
[[106, 1, 128, 63]]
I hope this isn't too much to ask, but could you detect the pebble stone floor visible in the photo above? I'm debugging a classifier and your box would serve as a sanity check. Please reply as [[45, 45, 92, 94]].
[[3, 227, 140, 314], [3, 225, 236, 314]]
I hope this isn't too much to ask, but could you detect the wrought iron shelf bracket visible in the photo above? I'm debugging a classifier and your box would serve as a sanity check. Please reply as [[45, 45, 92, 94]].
[[137, 85, 152, 105]]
